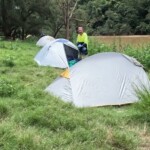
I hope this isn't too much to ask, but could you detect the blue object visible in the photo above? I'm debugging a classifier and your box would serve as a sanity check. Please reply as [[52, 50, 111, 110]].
[[56, 38, 69, 43], [82, 47, 87, 51], [78, 44, 83, 48], [68, 60, 78, 67]]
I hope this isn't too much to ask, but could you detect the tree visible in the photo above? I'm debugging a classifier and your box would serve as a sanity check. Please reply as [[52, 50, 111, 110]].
[[14, 0, 52, 39], [55, 0, 79, 39], [86, 0, 150, 35], [0, 0, 54, 39], [0, 0, 17, 38]]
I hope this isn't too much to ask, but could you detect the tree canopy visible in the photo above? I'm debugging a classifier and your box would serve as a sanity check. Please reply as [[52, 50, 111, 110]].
[[0, 0, 150, 40]]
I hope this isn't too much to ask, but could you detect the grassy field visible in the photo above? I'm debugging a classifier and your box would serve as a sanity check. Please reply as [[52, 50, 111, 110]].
[[90, 35, 150, 50], [0, 39, 150, 150]]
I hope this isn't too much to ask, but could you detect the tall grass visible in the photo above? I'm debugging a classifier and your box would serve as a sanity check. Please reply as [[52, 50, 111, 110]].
[[133, 88, 150, 123], [90, 35, 150, 49], [88, 37, 150, 70]]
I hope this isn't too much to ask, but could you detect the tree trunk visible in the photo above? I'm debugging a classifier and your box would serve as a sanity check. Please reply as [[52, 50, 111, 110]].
[[21, 27, 25, 40], [11, 28, 16, 40], [66, 1, 70, 39], [53, 24, 64, 38]]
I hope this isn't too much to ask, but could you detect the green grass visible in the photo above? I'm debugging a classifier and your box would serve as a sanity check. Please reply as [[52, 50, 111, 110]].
[[0, 40, 150, 150], [88, 38, 150, 70]]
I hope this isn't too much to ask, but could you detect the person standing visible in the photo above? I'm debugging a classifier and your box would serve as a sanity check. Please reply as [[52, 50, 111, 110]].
[[76, 27, 88, 59]]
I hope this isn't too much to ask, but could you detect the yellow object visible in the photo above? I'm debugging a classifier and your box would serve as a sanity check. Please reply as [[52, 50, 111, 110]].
[[60, 69, 70, 79], [77, 32, 88, 47]]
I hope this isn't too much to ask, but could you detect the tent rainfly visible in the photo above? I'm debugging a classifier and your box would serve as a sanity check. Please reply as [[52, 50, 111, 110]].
[[36, 35, 55, 47], [45, 52, 150, 107], [34, 38, 79, 68]]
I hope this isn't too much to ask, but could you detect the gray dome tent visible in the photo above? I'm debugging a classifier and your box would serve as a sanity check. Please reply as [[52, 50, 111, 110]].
[[45, 52, 150, 107], [36, 35, 55, 47], [34, 38, 79, 68]]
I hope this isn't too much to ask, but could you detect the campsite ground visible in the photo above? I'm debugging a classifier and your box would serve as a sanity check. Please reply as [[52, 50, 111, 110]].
[[0, 39, 150, 150]]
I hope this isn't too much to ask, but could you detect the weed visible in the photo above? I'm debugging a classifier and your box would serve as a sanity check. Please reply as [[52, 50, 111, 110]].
[[3, 56, 15, 67], [0, 78, 16, 97]]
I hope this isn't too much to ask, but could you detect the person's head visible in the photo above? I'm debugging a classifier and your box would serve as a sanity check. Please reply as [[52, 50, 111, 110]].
[[77, 27, 84, 35]]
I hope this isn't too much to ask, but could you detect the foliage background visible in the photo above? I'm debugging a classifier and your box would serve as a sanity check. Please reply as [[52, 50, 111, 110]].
[[0, 0, 150, 40]]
